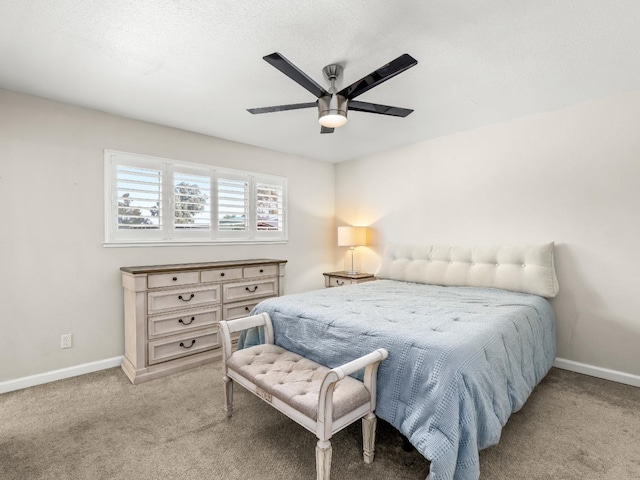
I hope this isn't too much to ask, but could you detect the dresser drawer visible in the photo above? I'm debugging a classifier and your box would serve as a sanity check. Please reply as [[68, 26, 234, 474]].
[[148, 285, 221, 314], [148, 271, 199, 289], [326, 276, 356, 287], [148, 307, 220, 338], [223, 298, 269, 321], [201, 267, 243, 283], [243, 265, 278, 278], [148, 329, 220, 365], [223, 279, 277, 303], [324, 273, 376, 288]]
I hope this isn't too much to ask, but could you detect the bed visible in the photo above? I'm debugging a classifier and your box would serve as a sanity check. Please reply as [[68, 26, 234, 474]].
[[241, 243, 559, 480]]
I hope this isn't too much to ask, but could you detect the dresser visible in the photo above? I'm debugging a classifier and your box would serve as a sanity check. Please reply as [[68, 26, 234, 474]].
[[120, 259, 287, 384]]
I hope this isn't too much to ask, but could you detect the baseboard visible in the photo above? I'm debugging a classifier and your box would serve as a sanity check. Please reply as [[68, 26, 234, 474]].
[[3, 355, 637, 395], [554, 357, 640, 388], [0, 356, 124, 394]]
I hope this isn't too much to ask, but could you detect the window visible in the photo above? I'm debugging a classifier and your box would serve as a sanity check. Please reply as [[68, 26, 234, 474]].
[[104, 150, 287, 245]]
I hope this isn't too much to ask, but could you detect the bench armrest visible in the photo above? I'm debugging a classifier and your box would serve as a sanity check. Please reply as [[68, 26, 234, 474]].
[[331, 348, 388, 380], [219, 312, 274, 362], [317, 348, 389, 428]]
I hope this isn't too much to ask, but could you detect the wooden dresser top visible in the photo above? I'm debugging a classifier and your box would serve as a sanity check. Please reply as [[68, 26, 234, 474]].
[[121, 258, 287, 274]]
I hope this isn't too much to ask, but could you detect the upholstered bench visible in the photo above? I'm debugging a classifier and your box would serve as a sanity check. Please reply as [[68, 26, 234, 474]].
[[219, 312, 388, 480]]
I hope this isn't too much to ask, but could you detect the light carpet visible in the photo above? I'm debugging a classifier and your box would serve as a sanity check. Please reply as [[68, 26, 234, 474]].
[[1, 364, 639, 479]]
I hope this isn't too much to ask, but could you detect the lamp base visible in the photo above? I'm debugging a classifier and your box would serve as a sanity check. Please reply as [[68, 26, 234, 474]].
[[344, 247, 360, 274]]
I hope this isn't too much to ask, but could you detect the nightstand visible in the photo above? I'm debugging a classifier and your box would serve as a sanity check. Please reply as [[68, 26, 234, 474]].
[[323, 271, 376, 288]]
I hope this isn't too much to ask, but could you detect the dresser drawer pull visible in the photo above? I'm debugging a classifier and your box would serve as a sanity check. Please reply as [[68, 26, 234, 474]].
[[245, 306, 251, 312], [178, 316, 195, 326], [178, 294, 195, 302], [260, 269, 264, 273], [336, 280, 344, 286], [245, 286, 259, 293], [172, 277, 178, 281], [179, 340, 196, 349], [220, 272, 225, 277]]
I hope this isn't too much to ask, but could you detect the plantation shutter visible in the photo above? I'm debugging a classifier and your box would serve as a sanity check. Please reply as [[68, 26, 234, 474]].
[[173, 170, 212, 235], [254, 175, 286, 239], [116, 165, 162, 229], [217, 174, 250, 237], [106, 152, 165, 242]]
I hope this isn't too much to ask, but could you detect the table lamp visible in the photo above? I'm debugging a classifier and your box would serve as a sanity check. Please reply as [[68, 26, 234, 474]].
[[337, 226, 368, 274]]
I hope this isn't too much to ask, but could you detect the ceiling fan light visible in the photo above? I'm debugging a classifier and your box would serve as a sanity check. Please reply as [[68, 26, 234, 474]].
[[318, 94, 348, 128], [318, 113, 348, 128]]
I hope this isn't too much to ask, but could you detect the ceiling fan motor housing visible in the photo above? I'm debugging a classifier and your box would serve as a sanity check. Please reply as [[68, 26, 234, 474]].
[[318, 94, 348, 124]]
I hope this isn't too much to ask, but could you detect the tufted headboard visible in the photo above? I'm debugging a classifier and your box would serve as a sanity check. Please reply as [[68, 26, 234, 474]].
[[375, 243, 559, 298]]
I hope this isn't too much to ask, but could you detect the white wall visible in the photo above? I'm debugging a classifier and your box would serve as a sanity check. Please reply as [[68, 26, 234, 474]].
[[336, 90, 640, 378], [4, 86, 639, 386], [0, 89, 335, 383]]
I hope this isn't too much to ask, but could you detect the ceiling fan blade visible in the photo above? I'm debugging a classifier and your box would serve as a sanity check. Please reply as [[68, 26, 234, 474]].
[[348, 100, 414, 117], [338, 54, 418, 100], [263, 52, 329, 98], [320, 126, 335, 134], [247, 102, 317, 114]]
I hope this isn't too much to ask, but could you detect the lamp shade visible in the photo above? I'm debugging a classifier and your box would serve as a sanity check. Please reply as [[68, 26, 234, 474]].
[[337, 226, 367, 246]]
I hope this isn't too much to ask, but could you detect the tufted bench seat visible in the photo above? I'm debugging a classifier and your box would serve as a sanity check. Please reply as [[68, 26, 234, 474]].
[[219, 312, 388, 480], [226, 344, 373, 421]]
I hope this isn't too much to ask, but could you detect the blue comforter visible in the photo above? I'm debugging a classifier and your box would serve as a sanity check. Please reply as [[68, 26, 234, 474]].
[[241, 280, 556, 480]]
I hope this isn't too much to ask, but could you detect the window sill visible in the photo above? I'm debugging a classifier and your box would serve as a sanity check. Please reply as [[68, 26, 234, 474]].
[[103, 239, 288, 248]]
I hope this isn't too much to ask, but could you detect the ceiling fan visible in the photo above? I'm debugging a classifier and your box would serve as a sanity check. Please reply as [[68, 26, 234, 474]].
[[247, 52, 418, 134]]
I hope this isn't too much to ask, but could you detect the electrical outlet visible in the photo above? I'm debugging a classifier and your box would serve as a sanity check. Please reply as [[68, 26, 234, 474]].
[[61, 334, 72, 349]]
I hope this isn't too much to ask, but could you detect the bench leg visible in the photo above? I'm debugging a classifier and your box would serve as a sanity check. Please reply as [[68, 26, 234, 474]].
[[315, 440, 332, 480], [362, 413, 377, 464], [223, 375, 233, 418]]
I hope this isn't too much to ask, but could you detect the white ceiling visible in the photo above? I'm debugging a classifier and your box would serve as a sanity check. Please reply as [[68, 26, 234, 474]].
[[2, 1, 640, 162]]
